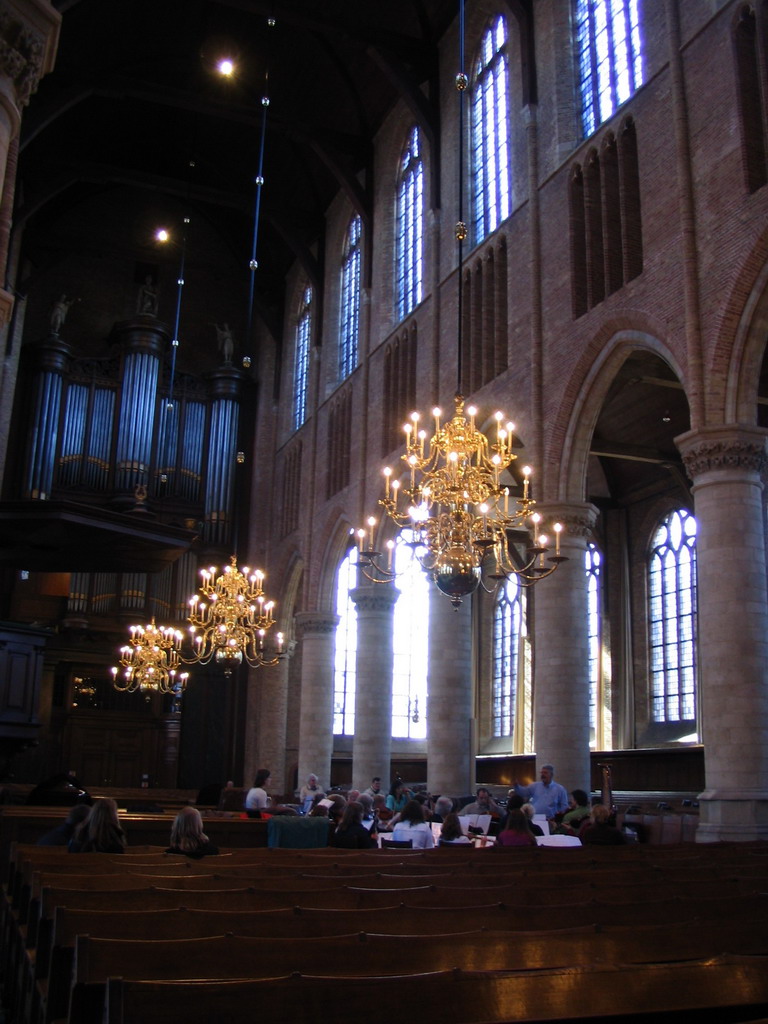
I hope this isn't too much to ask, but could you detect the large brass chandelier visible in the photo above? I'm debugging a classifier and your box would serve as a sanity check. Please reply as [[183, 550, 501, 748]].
[[358, 0, 566, 608], [185, 556, 283, 674], [111, 618, 189, 694], [358, 397, 565, 607]]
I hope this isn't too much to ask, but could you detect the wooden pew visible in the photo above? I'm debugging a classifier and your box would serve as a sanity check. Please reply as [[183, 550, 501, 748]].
[[98, 957, 768, 1024], [73, 925, 768, 1024]]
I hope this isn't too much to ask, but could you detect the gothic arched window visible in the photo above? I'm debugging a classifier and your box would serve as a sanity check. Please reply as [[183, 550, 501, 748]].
[[586, 542, 602, 746], [574, 0, 644, 137], [292, 285, 312, 430], [472, 15, 511, 243], [333, 546, 358, 735], [340, 215, 362, 380], [648, 508, 698, 724], [492, 575, 522, 738], [396, 126, 424, 321], [392, 531, 429, 738]]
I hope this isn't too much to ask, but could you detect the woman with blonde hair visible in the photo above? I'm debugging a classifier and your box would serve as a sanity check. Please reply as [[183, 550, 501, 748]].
[[68, 797, 126, 853], [166, 806, 219, 858]]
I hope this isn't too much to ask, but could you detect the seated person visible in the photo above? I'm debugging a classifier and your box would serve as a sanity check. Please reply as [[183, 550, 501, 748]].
[[245, 768, 271, 817], [391, 799, 435, 848], [330, 800, 377, 849], [439, 812, 472, 845], [69, 798, 126, 853], [554, 789, 591, 835], [166, 806, 219, 858], [298, 773, 325, 813], [521, 802, 545, 836], [37, 804, 90, 846], [431, 795, 454, 823], [461, 787, 503, 819], [580, 803, 627, 845], [495, 808, 537, 848]]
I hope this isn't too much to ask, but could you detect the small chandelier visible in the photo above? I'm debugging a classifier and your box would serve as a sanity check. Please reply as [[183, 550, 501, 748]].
[[358, 397, 565, 607], [185, 555, 284, 673], [111, 618, 189, 694]]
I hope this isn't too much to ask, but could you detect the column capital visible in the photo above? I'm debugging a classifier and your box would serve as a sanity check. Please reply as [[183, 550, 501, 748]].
[[532, 501, 600, 540], [294, 611, 339, 638], [350, 584, 400, 614], [676, 425, 768, 480], [0, 0, 60, 110]]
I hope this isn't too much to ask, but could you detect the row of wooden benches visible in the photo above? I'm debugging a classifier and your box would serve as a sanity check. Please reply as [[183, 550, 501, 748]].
[[11, 890, 768, 1024], [4, 841, 768, 1024]]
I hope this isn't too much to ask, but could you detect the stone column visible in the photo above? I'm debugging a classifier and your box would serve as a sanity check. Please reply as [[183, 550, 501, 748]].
[[350, 583, 399, 791], [531, 502, 599, 796], [245, 644, 292, 797], [427, 591, 473, 797], [677, 426, 768, 841], [295, 611, 339, 791]]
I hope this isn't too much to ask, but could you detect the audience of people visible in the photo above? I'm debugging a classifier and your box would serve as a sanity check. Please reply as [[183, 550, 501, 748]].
[[29, 768, 636, 856]]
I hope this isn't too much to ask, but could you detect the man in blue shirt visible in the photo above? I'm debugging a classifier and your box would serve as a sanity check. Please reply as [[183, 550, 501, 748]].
[[514, 764, 569, 821]]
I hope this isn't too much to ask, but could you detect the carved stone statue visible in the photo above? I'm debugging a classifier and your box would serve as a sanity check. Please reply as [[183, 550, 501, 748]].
[[49, 294, 76, 334], [213, 322, 235, 364], [136, 275, 158, 315]]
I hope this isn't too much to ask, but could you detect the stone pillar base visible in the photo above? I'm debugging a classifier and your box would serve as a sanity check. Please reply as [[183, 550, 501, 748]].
[[695, 788, 768, 842]]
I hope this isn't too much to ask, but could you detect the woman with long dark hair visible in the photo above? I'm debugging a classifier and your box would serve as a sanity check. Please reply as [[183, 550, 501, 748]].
[[495, 808, 537, 848], [69, 797, 126, 853], [330, 800, 376, 849]]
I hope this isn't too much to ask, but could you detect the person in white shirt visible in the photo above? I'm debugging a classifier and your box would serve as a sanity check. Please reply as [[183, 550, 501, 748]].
[[245, 768, 271, 816], [391, 799, 435, 849]]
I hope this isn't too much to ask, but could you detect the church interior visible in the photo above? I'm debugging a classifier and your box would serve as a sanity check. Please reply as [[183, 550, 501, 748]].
[[0, 0, 767, 845], [3, 2, 768, 1022]]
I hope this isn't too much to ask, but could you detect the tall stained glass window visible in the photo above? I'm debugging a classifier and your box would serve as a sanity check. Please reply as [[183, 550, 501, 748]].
[[574, 0, 644, 137], [392, 531, 429, 738], [396, 126, 424, 321], [333, 546, 358, 735], [586, 542, 602, 742], [471, 16, 511, 243], [339, 215, 361, 380], [648, 508, 697, 723], [492, 576, 522, 737], [292, 286, 312, 430]]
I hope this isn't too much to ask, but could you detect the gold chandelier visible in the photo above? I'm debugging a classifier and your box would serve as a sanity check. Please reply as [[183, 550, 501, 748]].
[[358, 396, 565, 607], [185, 555, 284, 673], [111, 618, 189, 694]]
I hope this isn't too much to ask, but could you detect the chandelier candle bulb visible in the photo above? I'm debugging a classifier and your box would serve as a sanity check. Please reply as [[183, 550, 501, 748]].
[[554, 522, 563, 557]]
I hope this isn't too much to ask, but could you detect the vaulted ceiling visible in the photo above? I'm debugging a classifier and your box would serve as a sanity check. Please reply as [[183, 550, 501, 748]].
[[17, 0, 459, 336]]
